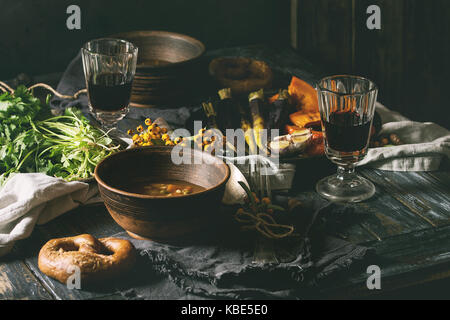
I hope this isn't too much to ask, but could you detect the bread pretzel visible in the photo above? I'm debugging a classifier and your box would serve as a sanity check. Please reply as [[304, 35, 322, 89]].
[[38, 234, 136, 284], [209, 57, 273, 94]]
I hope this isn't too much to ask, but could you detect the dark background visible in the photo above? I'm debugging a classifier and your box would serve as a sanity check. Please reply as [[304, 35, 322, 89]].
[[0, 0, 448, 128]]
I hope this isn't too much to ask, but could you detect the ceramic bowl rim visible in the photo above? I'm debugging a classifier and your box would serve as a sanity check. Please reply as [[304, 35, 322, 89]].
[[112, 30, 206, 70], [94, 146, 230, 200]]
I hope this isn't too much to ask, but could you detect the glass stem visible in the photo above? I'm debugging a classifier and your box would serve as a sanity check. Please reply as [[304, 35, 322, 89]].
[[336, 164, 355, 181]]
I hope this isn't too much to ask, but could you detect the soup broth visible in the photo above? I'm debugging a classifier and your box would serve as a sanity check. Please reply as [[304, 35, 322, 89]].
[[122, 180, 205, 197]]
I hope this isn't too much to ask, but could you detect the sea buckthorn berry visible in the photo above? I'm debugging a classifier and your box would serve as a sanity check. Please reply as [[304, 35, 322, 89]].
[[174, 137, 183, 144], [132, 134, 140, 141], [261, 197, 271, 205], [161, 127, 168, 134], [136, 125, 144, 133], [144, 118, 152, 126], [127, 129, 133, 136], [162, 134, 170, 141], [142, 132, 150, 141]]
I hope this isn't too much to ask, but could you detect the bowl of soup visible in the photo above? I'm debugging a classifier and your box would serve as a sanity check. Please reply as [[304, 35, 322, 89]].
[[94, 146, 230, 243]]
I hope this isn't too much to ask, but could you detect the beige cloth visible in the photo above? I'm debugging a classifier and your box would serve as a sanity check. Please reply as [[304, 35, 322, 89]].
[[0, 173, 99, 256], [358, 103, 450, 171]]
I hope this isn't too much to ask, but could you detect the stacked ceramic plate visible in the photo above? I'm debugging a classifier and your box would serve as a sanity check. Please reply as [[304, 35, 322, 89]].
[[115, 31, 206, 108]]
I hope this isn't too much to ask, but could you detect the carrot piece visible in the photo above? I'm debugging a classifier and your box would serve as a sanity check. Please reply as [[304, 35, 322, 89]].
[[166, 184, 177, 193]]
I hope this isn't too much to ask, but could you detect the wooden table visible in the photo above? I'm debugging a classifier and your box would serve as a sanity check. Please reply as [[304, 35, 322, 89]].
[[1, 46, 449, 300]]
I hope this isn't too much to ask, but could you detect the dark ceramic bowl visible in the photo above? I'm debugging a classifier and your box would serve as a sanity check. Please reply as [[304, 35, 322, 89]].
[[94, 147, 230, 243], [114, 30, 206, 108]]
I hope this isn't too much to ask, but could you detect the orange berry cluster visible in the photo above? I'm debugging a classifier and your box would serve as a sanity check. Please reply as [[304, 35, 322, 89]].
[[192, 128, 220, 153], [127, 118, 183, 147]]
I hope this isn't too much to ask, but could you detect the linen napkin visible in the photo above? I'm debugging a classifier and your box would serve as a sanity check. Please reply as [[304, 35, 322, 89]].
[[359, 103, 450, 171], [0, 173, 99, 256]]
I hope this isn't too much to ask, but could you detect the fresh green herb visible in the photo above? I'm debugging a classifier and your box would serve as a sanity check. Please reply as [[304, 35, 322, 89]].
[[0, 86, 120, 184]]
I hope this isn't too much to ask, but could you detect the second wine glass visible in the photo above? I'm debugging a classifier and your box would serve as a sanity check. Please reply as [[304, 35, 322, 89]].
[[316, 75, 378, 203]]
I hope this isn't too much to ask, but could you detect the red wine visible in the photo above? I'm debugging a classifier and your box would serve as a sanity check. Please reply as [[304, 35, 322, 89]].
[[88, 73, 132, 112], [324, 111, 371, 152]]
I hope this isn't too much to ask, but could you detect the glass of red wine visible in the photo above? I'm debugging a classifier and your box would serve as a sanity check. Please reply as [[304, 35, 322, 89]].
[[316, 75, 378, 203], [81, 38, 138, 129]]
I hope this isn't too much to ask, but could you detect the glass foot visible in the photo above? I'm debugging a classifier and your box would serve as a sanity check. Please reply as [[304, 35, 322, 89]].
[[316, 171, 375, 203], [90, 106, 129, 130]]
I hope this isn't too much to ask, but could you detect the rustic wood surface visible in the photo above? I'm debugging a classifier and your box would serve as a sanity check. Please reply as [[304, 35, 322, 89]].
[[1, 46, 449, 300], [296, 0, 450, 129]]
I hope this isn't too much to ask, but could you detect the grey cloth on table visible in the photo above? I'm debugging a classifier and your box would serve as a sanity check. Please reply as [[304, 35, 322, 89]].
[[115, 199, 372, 300]]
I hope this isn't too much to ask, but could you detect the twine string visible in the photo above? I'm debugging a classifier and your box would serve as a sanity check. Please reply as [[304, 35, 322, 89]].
[[234, 210, 294, 239]]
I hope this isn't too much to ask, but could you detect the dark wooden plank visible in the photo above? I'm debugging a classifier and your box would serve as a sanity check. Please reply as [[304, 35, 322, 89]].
[[355, 0, 405, 112], [428, 171, 450, 191], [296, 0, 354, 74], [0, 252, 53, 300], [292, 191, 378, 243], [295, 0, 450, 128], [319, 224, 450, 298], [400, 0, 450, 128], [361, 170, 450, 228], [354, 0, 450, 128], [324, 170, 434, 242], [415, 172, 450, 200], [15, 204, 125, 300]]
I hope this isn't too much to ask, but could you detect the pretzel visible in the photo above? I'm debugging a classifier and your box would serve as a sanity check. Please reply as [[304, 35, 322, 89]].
[[209, 57, 273, 94], [38, 234, 136, 285]]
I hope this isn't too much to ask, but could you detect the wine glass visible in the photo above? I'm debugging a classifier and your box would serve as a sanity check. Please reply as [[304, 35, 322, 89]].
[[81, 38, 138, 129], [316, 75, 378, 203]]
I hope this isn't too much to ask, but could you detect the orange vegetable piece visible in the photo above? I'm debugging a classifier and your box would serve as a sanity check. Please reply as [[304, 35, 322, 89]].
[[268, 93, 279, 104], [166, 184, 177, 193], [288, 76, 319, 113], [269, 76, 318, 112]]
